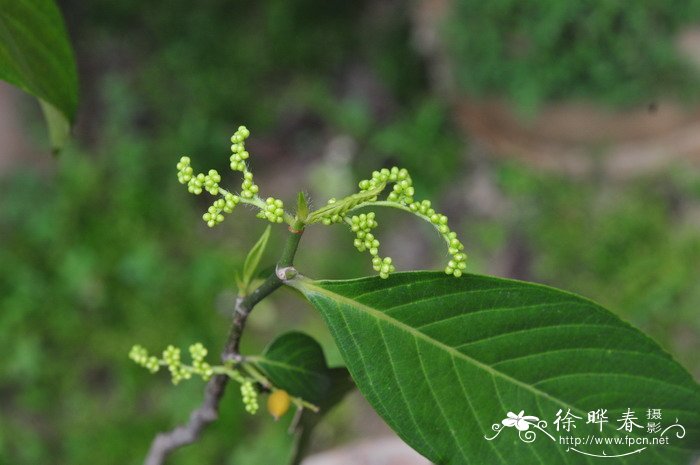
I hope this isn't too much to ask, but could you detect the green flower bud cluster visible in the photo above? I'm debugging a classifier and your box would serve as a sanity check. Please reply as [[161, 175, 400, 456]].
[[350, 213, 378, 253], [256, 197, 285, 224], [128, 343, 214, 384], [214, 366, 259, 416], [358, 167, 466, 278], [349, 213, 396, 279], [229, 126, 251, 172], [358, 167, 414, 204], [129, 345, 160, 373], [310, 165, 467, 279], [188, 343, 214, 379], [203, 193, 240, 227], [177, 126, 289, 227], [407, 200, 467, 277], [175, 160, 222, 197], [128, 342, 269, 415], [299, 164, 467, 278], [162, 345, 192, 384], [205, 170, 222, 195], [319, 198, 347, 225], [230, 127, 284, 217], [176, 157, 194, 186], [177, 157, 237, 224], [240, 381, 259, 414], [238, 169, 259, 199], [373, 256, 395, 279], [444, 233, 466, 276], [308, 186, 385, 225]]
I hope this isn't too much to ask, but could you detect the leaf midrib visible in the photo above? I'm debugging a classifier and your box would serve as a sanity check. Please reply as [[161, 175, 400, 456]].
[[300, 280, 584, 409]]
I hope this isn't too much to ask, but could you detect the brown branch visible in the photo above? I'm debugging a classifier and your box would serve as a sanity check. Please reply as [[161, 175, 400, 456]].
[[144, 371, 229, 465], [143, 224, 304, 465]]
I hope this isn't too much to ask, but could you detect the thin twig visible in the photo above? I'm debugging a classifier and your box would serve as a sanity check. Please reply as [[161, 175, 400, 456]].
[[144, 372, 228, 465], [143, 223, 305, 465]]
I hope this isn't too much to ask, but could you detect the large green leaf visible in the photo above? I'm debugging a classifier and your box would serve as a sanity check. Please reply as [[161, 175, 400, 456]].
[[0, 0, 78, 152], [288, 272, 700, 465]]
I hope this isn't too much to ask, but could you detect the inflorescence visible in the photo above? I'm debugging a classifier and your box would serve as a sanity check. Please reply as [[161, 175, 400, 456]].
[[176, 125, 467, 279], [129, 342, 317, 418], [176, 126, 285, 228], [129, 342, 261, 414], [129, 343, 214, 384], [310, 167, 467, 278]]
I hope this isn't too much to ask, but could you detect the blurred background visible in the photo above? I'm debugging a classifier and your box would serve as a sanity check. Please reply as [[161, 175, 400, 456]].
[[1, 0, 700, 463]]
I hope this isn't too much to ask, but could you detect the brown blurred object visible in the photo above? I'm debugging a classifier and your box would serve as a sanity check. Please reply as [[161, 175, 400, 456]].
[[302, 437, 431, 465], [412, 0, 700, 178], [0, 82, 33, 173]]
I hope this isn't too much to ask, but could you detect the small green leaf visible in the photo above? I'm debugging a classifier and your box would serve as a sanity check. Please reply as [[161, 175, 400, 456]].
[[0, 0, 78, 152], [289, 272, 700, 465], [296, 192, 309, 222], [254, 331, 336, 404], [240, 225, 271, 294], [252, 331, 354, 465], [39, 99, 69, 154]]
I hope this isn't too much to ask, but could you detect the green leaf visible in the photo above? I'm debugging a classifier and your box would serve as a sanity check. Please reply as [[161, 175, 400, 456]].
[[240, 225, 271, 294], [249, 332, 354, 465], [253, 331, 338, 405], [0, 0, 78, 152], [288, 271, 700, 465], [296, 192, 309, 222], [39, 98, 70, 153]]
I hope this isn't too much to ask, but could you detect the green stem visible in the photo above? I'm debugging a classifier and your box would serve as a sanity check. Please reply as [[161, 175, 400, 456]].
[[278, 219, 305, 267], [216, 363, 319, 412], [241, 362, 272, 387], [224, 221, 305, 355]]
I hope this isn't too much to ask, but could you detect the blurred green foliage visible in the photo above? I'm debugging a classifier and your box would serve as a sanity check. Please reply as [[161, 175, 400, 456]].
[[308, 93, 462, 195], [445, 0, 700, 112], [62, 0, 460, 188], [0, 85, 252, 464]]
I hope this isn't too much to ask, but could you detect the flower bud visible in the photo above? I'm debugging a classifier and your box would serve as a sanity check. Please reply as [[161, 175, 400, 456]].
[[267, 389, 292, 420]]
